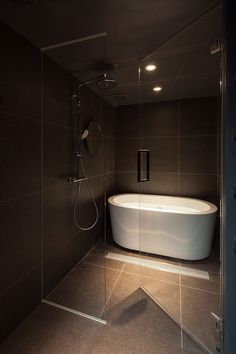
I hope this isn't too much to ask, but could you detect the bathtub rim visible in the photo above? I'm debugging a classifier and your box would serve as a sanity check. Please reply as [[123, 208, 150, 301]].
[[108, 193, 218, 216]]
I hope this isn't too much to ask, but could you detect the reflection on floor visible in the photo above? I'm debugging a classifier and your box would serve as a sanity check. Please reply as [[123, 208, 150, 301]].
[[0, 241, 220, 354]]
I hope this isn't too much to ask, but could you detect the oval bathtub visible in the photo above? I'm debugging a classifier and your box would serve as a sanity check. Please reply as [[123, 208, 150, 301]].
[[108, 194, 217, 261]]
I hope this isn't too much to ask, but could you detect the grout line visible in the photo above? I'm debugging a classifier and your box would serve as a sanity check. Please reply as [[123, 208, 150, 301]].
[[0, 109, 41, 123], [0, 191, 41, 205], [82, 260, 219, 295], [140, 286, 211, 354], [0, 263, 41, 296], [44, 241, 100, 299], [114, 134, 219, 139], [99, 262, 126, 319], [113, 171, 218, 176]]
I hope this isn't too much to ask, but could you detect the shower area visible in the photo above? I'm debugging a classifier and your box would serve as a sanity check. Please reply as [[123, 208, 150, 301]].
[[39, 3, 222, 350]]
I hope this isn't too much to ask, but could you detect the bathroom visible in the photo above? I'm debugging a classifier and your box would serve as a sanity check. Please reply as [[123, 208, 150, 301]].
[[0, 1, 236, 353]]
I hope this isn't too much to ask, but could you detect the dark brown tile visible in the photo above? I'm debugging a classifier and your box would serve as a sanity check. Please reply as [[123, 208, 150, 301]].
[[43, 123, 76, 190], [0, 21, 41, 119], [115, 105, 140, 137], [0, 194, 41, 294], [179, 174, 218, 203], [0, 112, 41, 202], [180, 136, 217, 174], [180, 97, 217, 136], [143, 172, 179, 195], [142, 100, 179, 137], [0, 266, 41, 343], [80, 86, 101, 131], [73, 221, 105, 264], [115, 138, 139, 172], [104, 137, 114, 174], [114, 172, 140, 194], [42, 184, 78, 258], [43, 236, 78, 297], [43, 54, 75, 128], [101, 100, 114, 138], [143, 137, 178, 173]]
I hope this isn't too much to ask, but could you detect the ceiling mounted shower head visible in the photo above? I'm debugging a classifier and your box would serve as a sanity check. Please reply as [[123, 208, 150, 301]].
[[96, 77, 117, 89]]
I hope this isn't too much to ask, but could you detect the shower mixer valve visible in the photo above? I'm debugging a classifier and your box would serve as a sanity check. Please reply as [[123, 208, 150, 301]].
[[68, 176, 87, 183]]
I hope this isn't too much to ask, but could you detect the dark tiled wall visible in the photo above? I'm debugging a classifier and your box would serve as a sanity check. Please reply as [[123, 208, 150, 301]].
[[42, 61, 114, 296], [114, 97, 220, 206], [0, 21, 41, 341], [0, 19, 114, 341]]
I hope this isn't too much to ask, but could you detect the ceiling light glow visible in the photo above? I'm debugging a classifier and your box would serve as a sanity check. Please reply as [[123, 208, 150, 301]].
[[145, 64, 157, 71], [153, 86, 162, 92]]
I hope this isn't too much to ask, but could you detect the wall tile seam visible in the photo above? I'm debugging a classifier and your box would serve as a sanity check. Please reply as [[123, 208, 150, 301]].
[[0, 109, 41, 123], [114, 171, 218, 176], [0, 263, 41, 297], [41, 173, 113, 193], [0, 191, 41, 206], [114, 134, 219, 139], [42, 120, 76, 130], [42, 211, 104, 263]]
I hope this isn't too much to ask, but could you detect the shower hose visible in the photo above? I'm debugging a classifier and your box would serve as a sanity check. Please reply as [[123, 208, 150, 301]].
[[73, 157, 99, 231]]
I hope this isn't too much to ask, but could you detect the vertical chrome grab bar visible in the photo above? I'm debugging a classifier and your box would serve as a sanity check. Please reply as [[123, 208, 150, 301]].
[[137, 149, 150, 182]]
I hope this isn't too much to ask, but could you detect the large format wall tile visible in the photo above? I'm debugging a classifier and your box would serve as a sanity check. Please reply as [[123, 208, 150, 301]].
[[43, 54, 75, 128], [43, 123, 76, 190], [0, 266, 41, 343], [180, 136, 217, 174], [0, 21, 41, 119], [114, 172, 140, 194], [115, 138, 139, 172], [115, 104, 140, 137], [179, 174, 218, 204], [0, 194, 41, 294], [43, 184, 77, 259], [142, 172, 179, 195], [143, 101, 179, 137], [143, 137, 178, 173], [0, 112, 41, 202], [180, 97, 217, 136]]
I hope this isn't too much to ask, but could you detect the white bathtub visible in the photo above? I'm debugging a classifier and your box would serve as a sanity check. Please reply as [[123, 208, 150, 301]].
[[108, 194, 217, 261]]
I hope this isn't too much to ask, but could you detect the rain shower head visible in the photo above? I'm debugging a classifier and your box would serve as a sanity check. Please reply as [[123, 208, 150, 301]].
[[96, 77, 117, 89]]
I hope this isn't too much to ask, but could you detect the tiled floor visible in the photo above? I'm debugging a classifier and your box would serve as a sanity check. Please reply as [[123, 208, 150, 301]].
[[0, 241, 220, 354]]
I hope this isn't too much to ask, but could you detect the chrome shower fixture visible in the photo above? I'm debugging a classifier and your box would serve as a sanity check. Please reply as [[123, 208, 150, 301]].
[[80, 129, 89, 140]]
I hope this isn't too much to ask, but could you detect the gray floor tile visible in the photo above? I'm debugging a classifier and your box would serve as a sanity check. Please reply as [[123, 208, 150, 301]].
[[181, 274, 220, 294], [181, 286, 219, 353], [123, 262, 180, 284], [48, 263, 120, 318], [83, 254, 125, 271]]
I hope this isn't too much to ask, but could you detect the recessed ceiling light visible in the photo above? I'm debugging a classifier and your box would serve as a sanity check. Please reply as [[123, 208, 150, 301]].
[[153, 86, 162, 92], [145, 64, 157, 71]]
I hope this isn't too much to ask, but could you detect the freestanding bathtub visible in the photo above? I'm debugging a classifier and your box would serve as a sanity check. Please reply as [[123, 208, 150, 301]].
[[108, 194, 217, 261]]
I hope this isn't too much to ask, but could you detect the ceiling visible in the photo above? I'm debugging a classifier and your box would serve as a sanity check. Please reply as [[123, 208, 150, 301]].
[[0, 0, 222, 105]]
